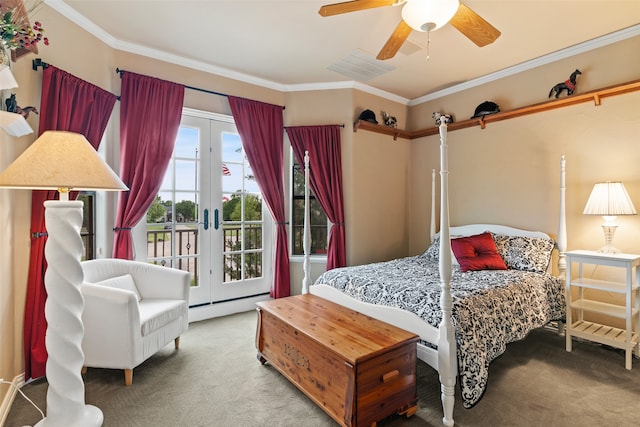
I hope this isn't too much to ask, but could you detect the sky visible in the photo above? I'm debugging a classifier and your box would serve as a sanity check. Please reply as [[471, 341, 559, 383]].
[[158, 126, 260, 206]]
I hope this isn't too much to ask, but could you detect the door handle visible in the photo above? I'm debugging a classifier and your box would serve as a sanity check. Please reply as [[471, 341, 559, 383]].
[[214, 208, 220, 230], [203, 209, 209, 230]]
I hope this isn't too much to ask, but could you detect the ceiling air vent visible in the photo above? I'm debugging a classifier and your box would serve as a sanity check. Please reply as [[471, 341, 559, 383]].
[[327, 49, 396, 82]]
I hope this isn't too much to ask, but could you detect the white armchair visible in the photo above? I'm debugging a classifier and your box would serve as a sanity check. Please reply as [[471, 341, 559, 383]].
[[80, 259, 190, 385]]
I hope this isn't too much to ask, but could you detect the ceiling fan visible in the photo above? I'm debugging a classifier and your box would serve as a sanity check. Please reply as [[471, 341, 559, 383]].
[[318, 0, 501, 60]]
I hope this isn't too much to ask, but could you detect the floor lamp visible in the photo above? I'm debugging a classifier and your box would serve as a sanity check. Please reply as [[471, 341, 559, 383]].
[[0, 130, 127, 427]]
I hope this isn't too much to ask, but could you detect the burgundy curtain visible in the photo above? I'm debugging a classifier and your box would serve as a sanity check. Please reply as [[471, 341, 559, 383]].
[[286, 125, 346, 270], [112, 72, 184, 259], [24, 66, 117, 380], [228, 96, 289, 298]]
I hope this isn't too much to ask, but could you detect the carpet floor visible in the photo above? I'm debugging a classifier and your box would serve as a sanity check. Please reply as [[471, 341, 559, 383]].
[[5, 309, 640, 427]]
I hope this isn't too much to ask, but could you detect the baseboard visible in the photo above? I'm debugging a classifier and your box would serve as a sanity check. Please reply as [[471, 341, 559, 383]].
[[0, 373, 24, 427], [188, 294, 270, 323]]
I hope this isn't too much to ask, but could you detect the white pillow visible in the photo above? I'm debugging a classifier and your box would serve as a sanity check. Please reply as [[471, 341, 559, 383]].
[[93, 274, 141, 302]]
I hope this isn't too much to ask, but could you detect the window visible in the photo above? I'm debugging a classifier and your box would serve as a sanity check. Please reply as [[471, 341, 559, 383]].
[[78, 192, 95, 261], [291, 158, 329, 256]]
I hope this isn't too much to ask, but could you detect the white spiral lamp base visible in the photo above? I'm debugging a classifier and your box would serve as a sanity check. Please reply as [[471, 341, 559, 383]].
[[34, 200, 103, 427]]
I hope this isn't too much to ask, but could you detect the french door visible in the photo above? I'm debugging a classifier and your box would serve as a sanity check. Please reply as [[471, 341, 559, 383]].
[[148, 110, 271, 308]]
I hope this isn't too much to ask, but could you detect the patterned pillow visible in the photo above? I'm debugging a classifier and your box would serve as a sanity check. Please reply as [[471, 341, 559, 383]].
[[423, 235, 461, 265], [491, 233, 555, 274], [424, 237, 441, 260]]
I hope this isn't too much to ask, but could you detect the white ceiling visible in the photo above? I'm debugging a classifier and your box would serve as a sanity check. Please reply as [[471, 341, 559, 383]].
[[50, 0, 640, 102]]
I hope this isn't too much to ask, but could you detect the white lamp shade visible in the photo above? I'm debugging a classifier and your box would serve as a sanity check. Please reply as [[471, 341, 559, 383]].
[[0, 110, 33, 137], [0, 64, 19, 90], [0, 130, 127, 192], [402, 0, 460, 32], [583, 181, 637, 216]]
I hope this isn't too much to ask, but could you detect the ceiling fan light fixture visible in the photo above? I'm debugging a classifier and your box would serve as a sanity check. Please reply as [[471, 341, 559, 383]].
[[401, 0, 460, 32]]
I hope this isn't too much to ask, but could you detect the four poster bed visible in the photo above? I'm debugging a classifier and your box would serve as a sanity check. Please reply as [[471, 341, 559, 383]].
[[300, 120, 568, 426]]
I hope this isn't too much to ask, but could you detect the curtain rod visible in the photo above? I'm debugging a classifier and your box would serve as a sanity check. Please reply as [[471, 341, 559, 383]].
[[285, 124, 345, 129], [32, 60, 226, 101], [115, 67, 229, 98], [32, 58, 49, 70], [115, 67, 286, 109]]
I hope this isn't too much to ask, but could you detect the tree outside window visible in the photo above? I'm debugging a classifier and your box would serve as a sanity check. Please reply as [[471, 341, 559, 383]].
[[291, 160, 328, 255]]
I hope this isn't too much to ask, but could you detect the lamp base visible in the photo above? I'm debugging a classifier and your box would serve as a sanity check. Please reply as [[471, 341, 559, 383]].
[[598, 224, 621, 254], [34, 404, 103, 427], [40, 200, 103, 427], [596, 245, 621, 254]]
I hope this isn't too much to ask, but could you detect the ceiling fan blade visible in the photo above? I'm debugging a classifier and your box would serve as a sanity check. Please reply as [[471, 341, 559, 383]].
[[377, 20, 412, 60], [449, 3, 501, 47], [319, 0, 397, 17]]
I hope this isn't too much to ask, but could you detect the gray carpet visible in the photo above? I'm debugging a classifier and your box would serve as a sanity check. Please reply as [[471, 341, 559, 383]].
[[5, 310, 640, 427]]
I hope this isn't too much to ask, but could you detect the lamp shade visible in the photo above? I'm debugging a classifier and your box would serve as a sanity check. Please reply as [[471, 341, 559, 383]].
[[402, 0, 460, 32], [0, 110, 33, 137], [583, 182, 637, 216], [0, 130, 127, 192], [0, 64, 19, 89]]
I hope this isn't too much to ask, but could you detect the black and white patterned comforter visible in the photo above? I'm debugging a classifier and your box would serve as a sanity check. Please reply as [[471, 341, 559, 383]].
[[313, 253, 565, 408]]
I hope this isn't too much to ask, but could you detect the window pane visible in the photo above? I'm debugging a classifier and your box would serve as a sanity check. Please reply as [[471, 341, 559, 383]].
[[174, 127, 199, 158], [79, 192, 95, 261], [245, 224, 262, 250], [244, 163, 260, 193], [244, 194, 262, 221], [223, 224, 241, 252], [244, 252, 262, 279], [223, 253, 242, 282], [175, 160, 197, 191], [147, 226, 172, 258], [291, 157, 329, 256], [222, 133, 243, 162]]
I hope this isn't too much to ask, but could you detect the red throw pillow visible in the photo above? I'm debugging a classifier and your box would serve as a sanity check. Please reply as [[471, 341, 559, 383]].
[[451, 232, 507, 272]]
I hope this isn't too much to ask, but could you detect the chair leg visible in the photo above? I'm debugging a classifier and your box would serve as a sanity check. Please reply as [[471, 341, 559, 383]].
[[175, 336, 180, 349], [124, 369, 133, 386]]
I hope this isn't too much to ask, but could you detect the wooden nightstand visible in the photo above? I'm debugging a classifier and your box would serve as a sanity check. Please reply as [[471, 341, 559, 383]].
[[565, 250, 640, 369]]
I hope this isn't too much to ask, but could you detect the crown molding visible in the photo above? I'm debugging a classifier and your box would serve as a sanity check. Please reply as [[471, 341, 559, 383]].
[[283, 80, 410, 105], [408, 23, 640, 106], [47, 1, 640, 107]]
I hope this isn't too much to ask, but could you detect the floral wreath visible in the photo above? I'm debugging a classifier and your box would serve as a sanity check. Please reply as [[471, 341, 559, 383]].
[[0, 1, 48, 50]]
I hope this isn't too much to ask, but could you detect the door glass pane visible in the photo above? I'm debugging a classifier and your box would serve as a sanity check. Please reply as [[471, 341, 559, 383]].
[[147, 127, 200, 285], [147, 114, 271, 307], [221, 132, 263, 283]]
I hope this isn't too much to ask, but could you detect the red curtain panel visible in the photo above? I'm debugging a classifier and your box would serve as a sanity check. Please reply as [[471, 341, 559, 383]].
[[286, 125, 346, 270], [228, 96, 290, 298], [112, 72, 184, 260], [24, 65, 117, 380]]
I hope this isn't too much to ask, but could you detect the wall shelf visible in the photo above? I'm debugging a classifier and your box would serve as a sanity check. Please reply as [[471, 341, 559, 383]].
[[354, 78, 640, 140], [353, 120, 412, 140]]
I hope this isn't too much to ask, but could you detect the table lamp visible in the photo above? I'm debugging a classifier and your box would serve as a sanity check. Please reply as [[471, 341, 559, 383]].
[[0, 130, 127, 426], [583, 181, 637, 254]]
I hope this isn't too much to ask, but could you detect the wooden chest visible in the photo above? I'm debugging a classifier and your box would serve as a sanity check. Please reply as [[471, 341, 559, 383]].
[[255, 294, 418, 427]]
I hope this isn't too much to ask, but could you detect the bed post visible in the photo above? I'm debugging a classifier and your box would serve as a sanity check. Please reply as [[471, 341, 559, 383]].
[[302, 151, 311, 294], [558, 155, 567, 280], [437, 118, 456, 427], [430, 169, 436, 243]]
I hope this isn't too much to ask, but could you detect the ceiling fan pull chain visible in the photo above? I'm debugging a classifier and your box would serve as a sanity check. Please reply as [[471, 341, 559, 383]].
[[426, 30, 431, 61]]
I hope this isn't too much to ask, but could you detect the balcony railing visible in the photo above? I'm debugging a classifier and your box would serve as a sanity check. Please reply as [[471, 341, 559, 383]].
[[147, 224, 263, 284]]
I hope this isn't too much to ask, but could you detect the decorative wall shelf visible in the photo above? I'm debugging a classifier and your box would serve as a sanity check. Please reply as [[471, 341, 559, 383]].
[[354, 78, 640, 140], [353, 120, 411, 140]]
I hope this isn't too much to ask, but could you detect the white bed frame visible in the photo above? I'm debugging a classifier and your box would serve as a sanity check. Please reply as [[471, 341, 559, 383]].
[[302, 120, 568, 426]]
